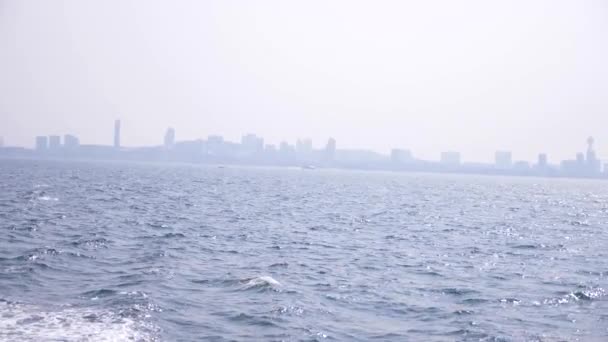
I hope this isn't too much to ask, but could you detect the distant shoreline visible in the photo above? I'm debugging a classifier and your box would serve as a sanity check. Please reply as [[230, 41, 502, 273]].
[[2, 155, 606, 182]]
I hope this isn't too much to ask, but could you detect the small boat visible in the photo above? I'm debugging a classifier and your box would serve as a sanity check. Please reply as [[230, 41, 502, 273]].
[[302, 165, 316, 170]]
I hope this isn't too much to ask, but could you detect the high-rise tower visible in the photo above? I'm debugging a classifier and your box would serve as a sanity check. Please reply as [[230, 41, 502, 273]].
[[114, 120, 121, 148], [586, 136, 600, 174], [324, 138, 336, 162], [586, 136, 596, 162], [164, 127, 175, 149]]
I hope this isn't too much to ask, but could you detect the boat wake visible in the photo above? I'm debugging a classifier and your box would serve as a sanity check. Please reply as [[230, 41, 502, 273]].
[[0, 301, 158, 342]]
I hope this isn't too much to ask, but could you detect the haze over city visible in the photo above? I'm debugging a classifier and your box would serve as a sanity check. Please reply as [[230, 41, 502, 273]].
[[1, 0, 608, 162]]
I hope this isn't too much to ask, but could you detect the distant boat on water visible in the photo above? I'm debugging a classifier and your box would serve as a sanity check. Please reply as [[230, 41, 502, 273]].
[[302, 165, 316, 170]]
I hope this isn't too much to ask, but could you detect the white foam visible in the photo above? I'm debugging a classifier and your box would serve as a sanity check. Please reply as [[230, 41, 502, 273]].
[[38, 196, 58, 201], [0, 302, 157, 342], [242, 276, 281, 289]]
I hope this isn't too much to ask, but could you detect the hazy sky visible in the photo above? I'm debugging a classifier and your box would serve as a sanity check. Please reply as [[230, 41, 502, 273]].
[[1, 0, 607, 162]]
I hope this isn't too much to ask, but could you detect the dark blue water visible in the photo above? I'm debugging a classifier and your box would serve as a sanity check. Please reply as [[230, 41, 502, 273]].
[[1, 159, 607, 341]]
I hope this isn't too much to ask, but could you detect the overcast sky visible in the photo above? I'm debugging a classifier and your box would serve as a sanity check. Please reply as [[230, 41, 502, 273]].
[[1, 0, 607, 162]]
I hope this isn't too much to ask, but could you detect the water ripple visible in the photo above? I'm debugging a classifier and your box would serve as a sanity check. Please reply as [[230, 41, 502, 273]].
[[1, 160, 608, 341]]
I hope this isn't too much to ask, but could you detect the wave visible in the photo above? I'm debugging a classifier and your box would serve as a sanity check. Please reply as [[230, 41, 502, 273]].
[[71, 238, 110, 249], [140, 233, 185, 240], [239, 276, 282, 291], [539, 287, 606, 306], [434, 287, 479, 296], [81, 289, 118, 299], [13, 248, 60, 262], [229, 312, 280, 327], [9, 248, 94, 262]]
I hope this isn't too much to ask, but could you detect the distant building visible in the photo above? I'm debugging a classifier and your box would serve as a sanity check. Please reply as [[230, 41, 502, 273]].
[[0, 136, 4, 148], [561, 152, 588, 177], [206, 135, 225, 156], [513, 161, 530, 171], [586, 137, 596, 163], [78, 144, 118, 159], [207, 135, 224, 144], [64, 134, 80, 149], [173, 139, 204, 162], [537, 153, 548, 168], [561, 154, 586, 177], [495, 151, 512, 169], [296, 139, 313, 155], [35, 136, 48, 152], [114, 119, 121, 148], [241, 134, 264, 155], [164, 128, 175, 149], [262, 144, 278, 161], [391, 149, 413, 164], [338, 149, 386, 164], [561, 137, 603, 176], [49, 135, 61, 150], [279, 141, 290, 153], [440, 151, 461, 165], [324, 138, 336, 162], [586, 136, 601, 174], [279, 141, 295, 157]]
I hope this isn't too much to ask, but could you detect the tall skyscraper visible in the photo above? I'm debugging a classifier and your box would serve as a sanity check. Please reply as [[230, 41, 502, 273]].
[[586, 136, 596, 162], [585, 136, 600, 173], [241, 134, 264, 154], [537, 153, 548, 168], [324, 138, 336, 162], [114, 120, 121, 148], [49, 135, 61, 150], [164, 127, 175, 149], [35, 136, 48, 152]]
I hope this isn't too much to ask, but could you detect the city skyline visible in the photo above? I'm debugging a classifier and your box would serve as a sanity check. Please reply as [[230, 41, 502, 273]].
[[0, 119, 602, 165], [1, 118, 606, 165], [0, 121, 605, 165], [1, 119, 605, 180]]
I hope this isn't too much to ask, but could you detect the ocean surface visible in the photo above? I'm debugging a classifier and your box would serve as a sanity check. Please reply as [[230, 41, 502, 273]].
[[1, 159, 607, 341]]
